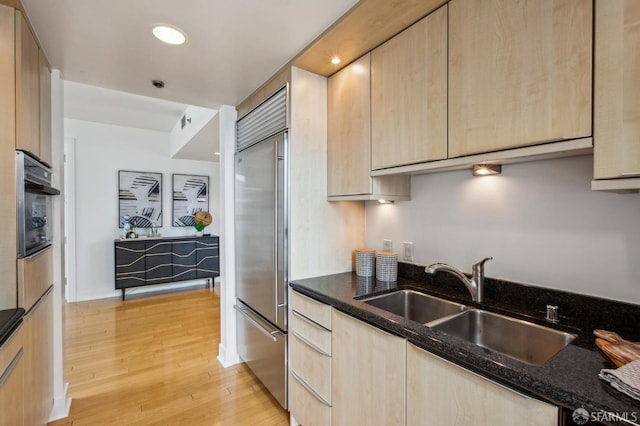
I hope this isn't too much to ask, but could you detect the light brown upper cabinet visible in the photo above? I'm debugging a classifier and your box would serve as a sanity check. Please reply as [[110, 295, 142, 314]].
[[448, 0, 592, 158], [328, 54, 373, 195], [592, 0, 640, 190], [371, 5, 448, 170], [15, 10, 40, 159], [39, 49, 52, 166], [328, 53, 410, 199]]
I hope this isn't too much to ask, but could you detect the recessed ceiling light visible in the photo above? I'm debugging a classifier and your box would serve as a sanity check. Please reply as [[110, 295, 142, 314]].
[[152, 24, 187, 45], [331, 56, 341, 65]]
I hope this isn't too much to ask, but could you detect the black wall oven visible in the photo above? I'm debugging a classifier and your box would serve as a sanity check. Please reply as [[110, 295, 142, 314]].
[[16, 151, 60, 258]]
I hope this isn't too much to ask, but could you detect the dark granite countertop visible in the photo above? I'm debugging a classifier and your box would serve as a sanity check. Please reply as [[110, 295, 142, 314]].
[[290, 270, 640, 426], [0, 308, 24, 347]]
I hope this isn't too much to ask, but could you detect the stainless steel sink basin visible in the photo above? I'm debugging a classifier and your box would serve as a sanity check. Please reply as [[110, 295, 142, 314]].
[[431, 309, 576, 366], [360, 289, 467, 325]]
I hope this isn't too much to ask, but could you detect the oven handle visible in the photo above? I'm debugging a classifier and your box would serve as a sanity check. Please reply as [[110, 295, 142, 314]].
[[24, 181, 60, 195], [25, 182, 60, 196]]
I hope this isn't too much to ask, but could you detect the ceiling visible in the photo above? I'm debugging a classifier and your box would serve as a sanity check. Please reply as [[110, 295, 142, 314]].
[[21, 0, 359, 110], [64, 80, 187, 133]]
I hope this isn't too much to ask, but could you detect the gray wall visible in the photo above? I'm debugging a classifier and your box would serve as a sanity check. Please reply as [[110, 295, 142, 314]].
[[366, 155, 640, 304]]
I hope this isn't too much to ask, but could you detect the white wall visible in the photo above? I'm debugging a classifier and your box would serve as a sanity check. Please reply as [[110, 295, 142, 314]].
[[366, 155, 640, 304], [216, 105, 239, 367], [65, 118, 221, 301], [50, 70, 71, 421], [169, 105, 217, 159]]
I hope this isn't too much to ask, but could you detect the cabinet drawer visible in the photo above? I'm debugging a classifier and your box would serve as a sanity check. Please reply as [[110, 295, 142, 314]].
[[0, 326, 24, 426], [0, 324, 23, 376], [290, 310, 331, 355], [290, 328, 331, 404], [289, 370, 331, 426], [17, 245, 52, 311], [290, 290, 331, 330]]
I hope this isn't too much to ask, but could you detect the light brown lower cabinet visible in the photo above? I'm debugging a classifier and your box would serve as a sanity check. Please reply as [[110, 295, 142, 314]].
[[331, 309, 405, 426], [289, 290, 332, 426], [0, 323, 24, 426], [17, 245, 53, 313], [406, 343, 558, 426], [24, 287, 53, 426]]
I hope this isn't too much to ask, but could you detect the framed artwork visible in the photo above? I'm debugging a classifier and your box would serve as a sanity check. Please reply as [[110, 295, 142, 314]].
[[118, 170, 163, 228], [172, 174, 209, 227]]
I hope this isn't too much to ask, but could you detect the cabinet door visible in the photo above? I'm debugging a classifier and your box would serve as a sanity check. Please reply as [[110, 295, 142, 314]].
[[24, 289, 54, 426], [449, 0, 592, 157], [114, 241, 146, 289], [371, 6, 447, 170], [328, 53, 372, 196], [0, 5, 16, 312], [145, 241, 172, 284], [17, 244, 52, 311], [39, 49, 52, 166], [406, 343, 557, 426], [0, 324, 24, 426], [172, 240, 197, 281], [332, 309, 405, 425], [594, 0, 640, 180], [15, 10, 40, 158], [196, 237, 219, 279]]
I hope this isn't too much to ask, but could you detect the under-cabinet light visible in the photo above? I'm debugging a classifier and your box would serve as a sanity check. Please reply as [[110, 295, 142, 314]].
[[378, 199, 395, 204], [331, 56, 341, 65], [473, 164, 502, 176]]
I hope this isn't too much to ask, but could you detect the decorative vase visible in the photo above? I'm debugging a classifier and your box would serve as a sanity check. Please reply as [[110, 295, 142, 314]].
[[195, 231, 203, 237]]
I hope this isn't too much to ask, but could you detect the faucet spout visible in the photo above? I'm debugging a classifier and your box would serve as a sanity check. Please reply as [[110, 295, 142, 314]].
[[425, 257, 493, 303]]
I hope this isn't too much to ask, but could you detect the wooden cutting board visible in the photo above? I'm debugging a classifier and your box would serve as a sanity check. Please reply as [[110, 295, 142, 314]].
[[594, 329, 640, 367]]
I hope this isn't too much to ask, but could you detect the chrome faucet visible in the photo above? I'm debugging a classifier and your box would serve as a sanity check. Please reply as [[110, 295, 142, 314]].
[[425, 257, 493, 303]]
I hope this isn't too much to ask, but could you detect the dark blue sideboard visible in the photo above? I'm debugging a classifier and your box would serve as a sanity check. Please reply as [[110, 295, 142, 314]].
[[114, 235, 220, 300]]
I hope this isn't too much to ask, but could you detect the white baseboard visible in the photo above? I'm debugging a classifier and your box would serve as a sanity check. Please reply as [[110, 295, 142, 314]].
[[74, 279, 213, 302], [48, 382, 72, 421], [217, 343, 241, 368], [290, 413, 300, 426]]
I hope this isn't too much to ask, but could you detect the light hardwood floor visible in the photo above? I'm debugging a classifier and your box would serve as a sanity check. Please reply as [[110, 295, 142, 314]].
[[48, 286, 289, 426]]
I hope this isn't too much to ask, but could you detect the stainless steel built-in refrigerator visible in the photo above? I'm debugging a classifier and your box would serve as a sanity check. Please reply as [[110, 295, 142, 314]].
[[234, 89, 288, 408]]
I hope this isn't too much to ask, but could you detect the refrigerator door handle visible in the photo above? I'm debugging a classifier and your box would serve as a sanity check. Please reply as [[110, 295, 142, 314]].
[[274, 143, 279, 325], [274, 134, 288, 328], [235, 304, 281, 342]]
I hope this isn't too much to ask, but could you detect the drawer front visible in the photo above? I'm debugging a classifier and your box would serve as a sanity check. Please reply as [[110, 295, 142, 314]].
[[289, 371, 331, 426], [290, 328, 331, 404], [18, 245, 52, 311], [290, 290, 332, 330], [291, 310, 331, 355], [0, 324, 24, 376]]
